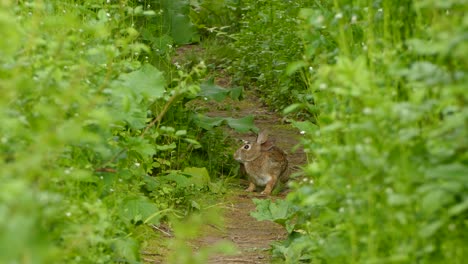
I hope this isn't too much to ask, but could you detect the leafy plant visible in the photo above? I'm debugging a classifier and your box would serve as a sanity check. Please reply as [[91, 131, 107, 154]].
[[0, 0, 249, 263], [252, 0, 467, 263]]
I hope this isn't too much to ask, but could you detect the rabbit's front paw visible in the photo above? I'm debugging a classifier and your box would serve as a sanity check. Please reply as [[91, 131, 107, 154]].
[[245, 182, 256, 192]]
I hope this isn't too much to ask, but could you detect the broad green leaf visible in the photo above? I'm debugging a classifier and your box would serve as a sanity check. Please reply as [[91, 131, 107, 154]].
[[160, 0, 199, 44], [120, 197, 161, 224], [183, 167, 211, 187], [193, 114, 224, 130], [112, 238, 140, 262], [120, 64, 166, 100], [127, 137, 156, 157], [292, 120, 318, 134], [251, 199, 295, 227], [199, 79, 230, 102], [230, 86, 244, 100], [225, 116, 257, 133], [161, 171, 192, 187]]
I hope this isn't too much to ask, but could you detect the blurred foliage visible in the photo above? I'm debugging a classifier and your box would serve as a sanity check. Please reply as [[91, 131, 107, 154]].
[[250, 0, 468, 263], [0, 0, 250, 263]]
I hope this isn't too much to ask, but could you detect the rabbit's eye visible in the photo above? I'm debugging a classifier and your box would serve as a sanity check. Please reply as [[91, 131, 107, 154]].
[[243, 144, 250, 150]]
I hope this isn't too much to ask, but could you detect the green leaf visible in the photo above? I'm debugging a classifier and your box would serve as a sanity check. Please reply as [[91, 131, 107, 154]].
[[112, 238, 140, 262], [127, 137, 156, 157], [286, 61, 308, 75], [448, 198, 468, 216], [160, 0, 199, 44], [230, 86, 244, 100], [183, 167, 211, 187], [251, 199, 295, 228], [162, 171, 192, 187], [199, 79, 230, 102], [421, 189, 452, 215], [156, 142, 177, 151], [120, 197, 161, 224], [283, 103, 303, 115], [419, 220, 444, 238], [225, 116, 257, 133], [292, 120, 318, 134], [120, 64, 166, 100], [425, 163, 468, 183], [193, 114, 224, 130]]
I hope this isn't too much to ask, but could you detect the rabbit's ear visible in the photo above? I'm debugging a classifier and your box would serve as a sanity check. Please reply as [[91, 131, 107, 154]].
[[256, 130, 269, 144], [261, 139, 274, 151]]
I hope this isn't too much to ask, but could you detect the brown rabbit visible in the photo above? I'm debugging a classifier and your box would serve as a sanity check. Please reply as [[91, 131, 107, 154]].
[[234, 130, 288, 195]]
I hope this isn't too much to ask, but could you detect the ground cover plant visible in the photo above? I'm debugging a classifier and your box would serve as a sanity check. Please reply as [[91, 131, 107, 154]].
[[0, 0, 252, 263], [250, 0, 468, 263]]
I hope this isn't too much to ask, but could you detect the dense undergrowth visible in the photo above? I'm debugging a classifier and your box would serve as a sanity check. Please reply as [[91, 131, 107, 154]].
[[2, 0, 467, 263], [0, 0, 249, 263], [242, 0, 467, 263]]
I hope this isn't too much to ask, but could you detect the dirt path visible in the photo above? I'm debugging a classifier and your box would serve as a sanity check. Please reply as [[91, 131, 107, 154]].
[[143, 45, 306, 263], [187, 46, 306, 263]]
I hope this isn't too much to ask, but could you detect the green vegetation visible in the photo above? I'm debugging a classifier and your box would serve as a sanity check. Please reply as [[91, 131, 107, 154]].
[[0, 0, 249, 263], [1, 0, 467, 263], [246, 0, 468, 263]]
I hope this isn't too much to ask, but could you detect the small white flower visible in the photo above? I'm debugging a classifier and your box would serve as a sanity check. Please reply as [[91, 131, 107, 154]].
[[203, 97, 208, 101], [135, 162, 141, 167], [309, 179, 314, 184], [302, 178, 308, 182], [66, 212, 72, 217], [110, 188, 114, 192], [335, 13, 343, 19], [100, 176, 104, 180], [319, 83, 327, 90], [378, 8, 383, 12], [351, 15, 357, 23], [308, 66, 314, 72], [300, 130, 306, 135]]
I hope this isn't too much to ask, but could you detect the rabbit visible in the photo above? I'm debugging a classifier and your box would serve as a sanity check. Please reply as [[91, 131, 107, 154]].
[[234, 130, 288, 195]]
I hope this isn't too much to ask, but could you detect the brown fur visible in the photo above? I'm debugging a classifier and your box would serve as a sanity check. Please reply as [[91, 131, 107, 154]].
[[234, 131, 288, 195]]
